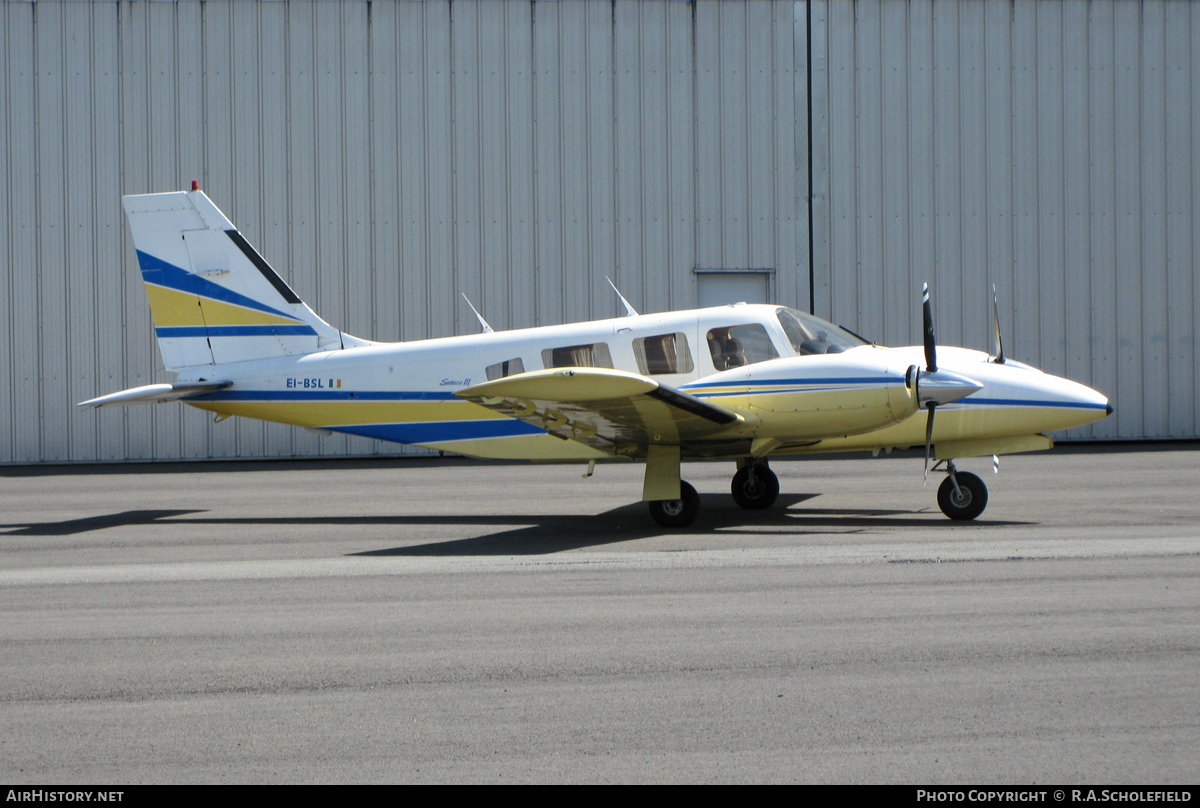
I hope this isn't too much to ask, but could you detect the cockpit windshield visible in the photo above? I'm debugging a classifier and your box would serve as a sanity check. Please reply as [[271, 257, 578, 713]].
[[776, 307, 868, 355]]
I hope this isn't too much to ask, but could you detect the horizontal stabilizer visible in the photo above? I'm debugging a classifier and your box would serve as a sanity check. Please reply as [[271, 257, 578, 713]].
[[77, 381, 232, 409]]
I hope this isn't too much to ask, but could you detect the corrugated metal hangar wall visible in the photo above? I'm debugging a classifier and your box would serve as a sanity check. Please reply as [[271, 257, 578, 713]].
[[1, 0, 1195, 464]]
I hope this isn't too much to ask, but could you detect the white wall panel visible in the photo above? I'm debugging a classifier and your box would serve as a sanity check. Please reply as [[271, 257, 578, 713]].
[[451, 0, 482, 337], [747, 1, 775, 274], [982, 0, 1013, 372], [776, 0, 802, 308], [1, 3, 25, 462], [505, 1, 536, 330], [1086, 0, 1118, 436], [694, 0, 723, 278], [613, 1, 643, 320], [92, 3, 126, 462], [584, 0, 617, 318], [1061, 0, 1091, 396], [1165, 0, 1195, 440], [878, 0, 909, 344], [397, 0, 430, 343], [36, 0, 68, 462], [854, 0, 884, 334], [718, 1, 750, 267], [639, 0, 669, 308], [825, 0, 857, 329], [532, 0, 564, 326], [959, 0, 987, 349], [0, 4, 8, 463], [905, 0, 934, 351], [807, 0, 831, 318], [477, 2, 511, 331], [555, 1, 587, 319], [64, 3, 93, 460], [1113, 1, 1146, 439]]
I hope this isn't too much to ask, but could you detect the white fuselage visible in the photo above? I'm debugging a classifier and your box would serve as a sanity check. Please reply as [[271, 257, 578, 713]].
[[178, 303, 1110, 461]]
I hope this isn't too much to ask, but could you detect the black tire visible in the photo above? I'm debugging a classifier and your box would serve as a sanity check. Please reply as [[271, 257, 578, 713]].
[[731, 464, 780, 509], [937, 471, 988, 520], [648, 481, 700, 528]]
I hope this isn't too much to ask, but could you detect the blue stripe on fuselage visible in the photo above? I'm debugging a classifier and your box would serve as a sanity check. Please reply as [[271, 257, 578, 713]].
[[693, 385, 884, 398], [948, 397, 1109, 410], [325, 419, 545, 444], [193, 390, 460, 402], [680, 376, 891, 392]]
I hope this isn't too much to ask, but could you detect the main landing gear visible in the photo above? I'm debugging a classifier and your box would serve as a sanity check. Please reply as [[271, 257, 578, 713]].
[[645, 459, 778, 528], [935, 460, 988, 520], [647, 481, 700, 528], [731, 462, 779, 510]]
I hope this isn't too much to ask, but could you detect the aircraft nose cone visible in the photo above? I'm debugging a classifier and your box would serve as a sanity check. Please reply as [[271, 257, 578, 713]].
[[990, 366, 1112, 432]]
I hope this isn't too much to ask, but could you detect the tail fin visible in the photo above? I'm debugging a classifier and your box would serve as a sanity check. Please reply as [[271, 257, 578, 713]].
[[124, 188, 369, 371]]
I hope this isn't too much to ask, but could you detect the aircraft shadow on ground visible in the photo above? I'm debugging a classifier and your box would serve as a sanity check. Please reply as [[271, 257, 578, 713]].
[[357, 495, 1030, 556], [0, 510, 204, 536], [0, 497, 1028, 553]]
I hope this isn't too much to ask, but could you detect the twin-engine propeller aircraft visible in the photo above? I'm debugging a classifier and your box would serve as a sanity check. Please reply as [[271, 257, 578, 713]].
[[81, 187, 1112, 527]]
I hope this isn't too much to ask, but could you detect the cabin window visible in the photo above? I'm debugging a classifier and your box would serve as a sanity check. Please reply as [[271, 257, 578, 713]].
[[633, 333, 694, 375], [706, 324, 779, 370], [542, 342, 613, 369], [485, 357, 526, 381]]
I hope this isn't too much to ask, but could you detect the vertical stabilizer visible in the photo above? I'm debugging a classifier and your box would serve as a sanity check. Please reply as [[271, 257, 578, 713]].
[[124, 189, 369, 372]]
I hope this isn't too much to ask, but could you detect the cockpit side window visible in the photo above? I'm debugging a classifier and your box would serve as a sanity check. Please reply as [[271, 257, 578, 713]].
[[706, 324, 779, 370], [776, 308, 866, 355]]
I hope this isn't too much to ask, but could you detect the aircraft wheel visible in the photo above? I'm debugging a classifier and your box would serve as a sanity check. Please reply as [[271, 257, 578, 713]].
[[731, 464, 780, 509], [937, 471, 988, 520], [648, 481, 700, 528]]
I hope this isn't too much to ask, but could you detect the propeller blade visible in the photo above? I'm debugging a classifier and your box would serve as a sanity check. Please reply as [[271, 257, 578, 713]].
[[991, 284, 1006, 364], [922, 283, 937, 372], [923, 402, 936, 486]]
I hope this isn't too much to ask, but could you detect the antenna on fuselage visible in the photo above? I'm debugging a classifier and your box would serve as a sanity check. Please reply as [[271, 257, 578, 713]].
[[990, 284, 1006, 365], [605, 277, 639, 317], [461, 293, 494, 333]]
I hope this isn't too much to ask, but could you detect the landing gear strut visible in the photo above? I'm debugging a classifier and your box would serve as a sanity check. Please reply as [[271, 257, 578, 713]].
[[731, 462, 780, 510], [936, 460, 988, 520], [648, 481, 700, 528]]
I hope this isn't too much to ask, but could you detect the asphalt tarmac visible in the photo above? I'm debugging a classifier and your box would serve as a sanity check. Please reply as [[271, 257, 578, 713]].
[[1, 444, 1197, 784]]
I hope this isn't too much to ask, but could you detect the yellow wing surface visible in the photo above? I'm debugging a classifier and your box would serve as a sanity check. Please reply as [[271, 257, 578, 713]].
[[454, 368, 746, 457]]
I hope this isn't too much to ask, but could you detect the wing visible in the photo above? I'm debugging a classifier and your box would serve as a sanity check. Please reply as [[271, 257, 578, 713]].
[[454, 368, 745, 456]]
